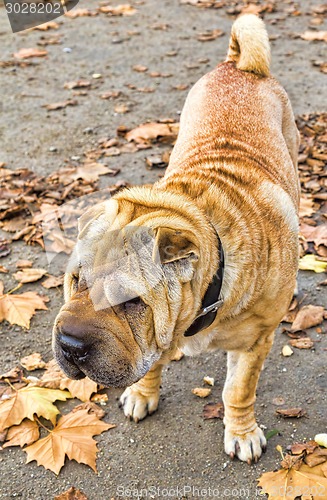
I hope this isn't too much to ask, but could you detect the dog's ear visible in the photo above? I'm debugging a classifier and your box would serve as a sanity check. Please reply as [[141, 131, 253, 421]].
[[154, 227, 199, 264], [78, 199, 118, 239]]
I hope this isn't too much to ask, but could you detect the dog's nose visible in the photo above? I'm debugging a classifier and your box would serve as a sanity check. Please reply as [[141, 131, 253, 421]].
[[59, 333, 90, 363]]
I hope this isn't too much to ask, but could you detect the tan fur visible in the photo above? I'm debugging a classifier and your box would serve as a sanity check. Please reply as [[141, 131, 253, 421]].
[[226, 14, 271, 77], [53, 15, 300, 463]]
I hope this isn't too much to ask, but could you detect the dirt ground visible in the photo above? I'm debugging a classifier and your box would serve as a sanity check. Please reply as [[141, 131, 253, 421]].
[[0, 0, 326, 498]]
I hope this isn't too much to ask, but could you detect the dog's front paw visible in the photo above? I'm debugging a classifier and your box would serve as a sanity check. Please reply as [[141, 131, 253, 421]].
[[119, 385, 160, 423], [224, 424, 267, 464]]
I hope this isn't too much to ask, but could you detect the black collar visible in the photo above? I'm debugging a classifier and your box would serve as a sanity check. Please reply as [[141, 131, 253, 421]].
[[184, 233, 224, 337]]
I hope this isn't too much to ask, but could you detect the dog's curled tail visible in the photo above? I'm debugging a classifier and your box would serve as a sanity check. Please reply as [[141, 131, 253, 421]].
[[226, 14, 271, 77]]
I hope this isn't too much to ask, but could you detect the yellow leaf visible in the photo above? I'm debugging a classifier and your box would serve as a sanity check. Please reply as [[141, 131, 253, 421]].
[[3, 419, 39, 448], [24, 409, 115, 475], [0, 386, 71, 431], [0, 289, 48, 329], [299, 254, 327, 273]]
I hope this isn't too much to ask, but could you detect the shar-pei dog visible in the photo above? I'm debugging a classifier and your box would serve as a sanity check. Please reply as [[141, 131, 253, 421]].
[[53, 14, 300, 463]]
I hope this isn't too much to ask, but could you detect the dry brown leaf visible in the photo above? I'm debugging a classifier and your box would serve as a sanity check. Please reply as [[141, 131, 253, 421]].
[[197, 29, 224, 42], [125, 122, 179, 144], [72, 402, 105, 419], [24, 409, 115, 474], [43, 99, 78, 111], [64, 80, 91, 90], [203, 402, 224, 420], [13, 267, 47, 283], [42, 275, 64, 289], [60, 378, 98, 403], [100, 90, 121, 99], [276, 408, 306, 418], [300, 223, 327, 248], [114, 103, 130, 114], [3, 419, 39, 448], [55, 486, 88, 500], [0, 266, 8, 273], [59, 163, 117, 183], [14, 48, 48, 59], [15, 260, 33, 269], [258, 464, 327, 499], [65, 8, 97, 18], [132, 65, 148, 72], [0, 366, 23, 382], [0, 283, 48, 329], [192, 387, 211, 398], [0, 386, 71, 431], [32, 21, 59, 31], [20, 353, 46, 371], [301, 31, 327, 42], [39, 359, 98, 401], [291, 305, 325, 331], [299, 196, 315, 218], [98, 4, 136, 16], [289, 337, 314, 349]]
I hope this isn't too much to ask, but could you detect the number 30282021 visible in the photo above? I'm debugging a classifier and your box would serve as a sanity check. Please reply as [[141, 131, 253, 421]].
[[5, 2, 62, 14]]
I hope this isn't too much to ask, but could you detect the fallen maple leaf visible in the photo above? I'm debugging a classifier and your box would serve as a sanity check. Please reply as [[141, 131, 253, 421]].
[[276, 408, 306, 418], [13, 267, 47, 283], [20, 352, 46, 371], [98, 4, 136, 16], [16, 259, 33, 268], [299, 196, 315, 218], [43, 99, 78, 111], [197, 29, 224, 42], [24, 408, 115, 474], [203, 402, 224, 420], [289, 337, 314, 349], [0, 386, 71, 431], [300, 223, 327, 248], [58, 163, 117, 183], [64, 80, 91, 90], [301, 30, 327, 42], [42, 275, 64, 288], [299, 254, 327, 273], [55, 486, 88, 500], [14, 48, 48, 59], [3, 419, 39, 448], [64, 8, 97, 18], [258, 441, 327, 499], [32, 21, 59, 31], [39, 359, 98, 402], [291, 305, 325, 331], [0, 282, 48, 329], [125, 121, 179, 144]]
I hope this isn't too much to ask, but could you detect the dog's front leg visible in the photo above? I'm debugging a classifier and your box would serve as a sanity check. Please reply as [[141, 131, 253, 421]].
[[119, 363, 163, 422], [222, 330, 274, 463]]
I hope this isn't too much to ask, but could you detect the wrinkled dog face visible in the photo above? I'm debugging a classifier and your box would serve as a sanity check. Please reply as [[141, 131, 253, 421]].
[[52, 199, 199, 387]]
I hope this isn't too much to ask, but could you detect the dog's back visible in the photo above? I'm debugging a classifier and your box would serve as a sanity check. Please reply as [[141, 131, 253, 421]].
[[166, 14, 300, 208]]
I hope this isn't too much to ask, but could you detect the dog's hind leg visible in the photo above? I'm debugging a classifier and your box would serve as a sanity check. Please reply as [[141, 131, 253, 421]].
[[222, 329, 275, 463], [119, 364, 163, 423]]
